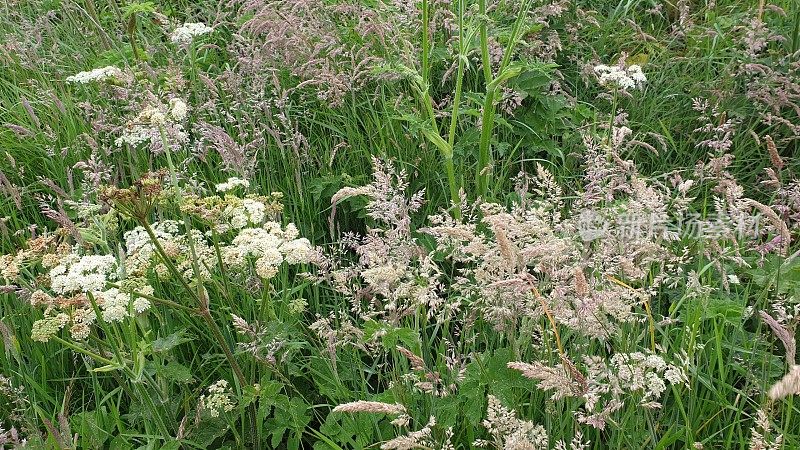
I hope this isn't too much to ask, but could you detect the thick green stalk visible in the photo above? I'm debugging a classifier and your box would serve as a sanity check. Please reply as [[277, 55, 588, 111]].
[[476, 0, 494, 198], [478, 0, 492, 83], [447, 0, 466, 149], [475, 0, 532, 198], [445, 0, 467, 216], [792, 8, 800, 54], [476, 88, 496, 198], [413, 2, 461, 215], [51, 335, 116, 367], [421, 0, 430, 90]]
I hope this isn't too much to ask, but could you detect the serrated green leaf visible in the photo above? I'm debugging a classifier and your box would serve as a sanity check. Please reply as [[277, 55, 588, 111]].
[[158, 361, 193, 384], [152, 331, 192, 353]]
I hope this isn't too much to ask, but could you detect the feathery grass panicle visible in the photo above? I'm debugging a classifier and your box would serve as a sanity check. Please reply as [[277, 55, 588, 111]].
[[332, 401, 406, 415]]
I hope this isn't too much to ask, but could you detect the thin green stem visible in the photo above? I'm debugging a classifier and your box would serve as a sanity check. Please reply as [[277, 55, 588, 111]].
[[477, 87, 496, 198], [105, 282, 199, 314], [792, 8, 800, 55], [476, 0, 495, 198], [421, 0, 430, 91], [51, 335, 116, 367]]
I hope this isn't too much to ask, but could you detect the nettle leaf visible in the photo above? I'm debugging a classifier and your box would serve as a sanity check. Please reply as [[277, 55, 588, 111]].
[[363, 320, 421, 353], [121, 1, 155, 18], [307, 174, 352, 205], [74, 410, 109, 448], [466, 348, 529, 406], [747, 255, 800, 297], [699, 297, 744, 324], [319, 412, 376, 449], [509, 63, 557, 96], [159, 441, 182, 450], [158, 361, 193, 384], [189, 416, 229, 447], [109, 436, 133, 450], [266, 395, 311, 449], [152, 330, 193, 353]]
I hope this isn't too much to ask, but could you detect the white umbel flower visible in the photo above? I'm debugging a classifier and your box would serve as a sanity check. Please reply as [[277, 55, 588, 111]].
[[66, 66, 123, 84], [201, 380, 235, 417], [133, 297, 151, 314], [215, 177, 250, 193], [49, 254, 117, 295], [169, 98, 188, 121], [594, 64, 647, 90], [100, 288, 130, 322], [280, 238, 313, 264], [170, 22, 213, 45]]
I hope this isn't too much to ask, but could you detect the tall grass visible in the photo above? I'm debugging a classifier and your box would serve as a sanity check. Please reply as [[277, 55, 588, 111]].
[[0, 0, 799, 449]]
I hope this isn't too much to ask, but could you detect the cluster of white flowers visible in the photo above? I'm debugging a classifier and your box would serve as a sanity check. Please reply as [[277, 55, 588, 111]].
[[68, 308, 97, 340], [125, 221, 182, 254], [115, 99, 189, 148], [124, 222, 176, 277], [95, 287, 152, 323], [280, 236, 314, 264], [31, 314, 70, 342], [225, 199, 267, 230], [123, 210, 312, 283], [594, 64, 647, 90], [66, 66, 123, 84], [168, 98, 188, 121], [170, 22, 214, 45], [115, 125, 152, 148], [124, 221, 216, 281], [215, 177, 250, 193], [28, 249, 154, 342], [226, 222, 313, 279], [49, 254, 117, 294], [0, 254, 19, 281], [20, 191, 308, 345], [201, 380, 235, 417]]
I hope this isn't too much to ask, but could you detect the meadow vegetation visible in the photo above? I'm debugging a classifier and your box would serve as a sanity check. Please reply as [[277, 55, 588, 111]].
[[1, 0, 800, 448]]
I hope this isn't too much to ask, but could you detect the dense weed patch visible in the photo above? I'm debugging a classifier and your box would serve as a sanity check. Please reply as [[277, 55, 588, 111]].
[[1, 0, 799, 448]]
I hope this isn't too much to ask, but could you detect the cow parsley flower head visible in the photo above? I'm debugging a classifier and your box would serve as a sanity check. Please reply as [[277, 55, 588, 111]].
[[49, 254, 117, 295], [280, 238, 313, 264], [224, 199, 266, 229], [169, 98, 188, 121], [66, 66, 123, 84], [201, 380, 235, 417], [216, 177, 250, 193], [98, 288, 131, 322], [594, 64, 647, 90], [115, 100, 189, 149], [30, 314, 69, 342], [132, 297, 151, 314], [170, 22, 214, 46], [68, 308, 96, 341]]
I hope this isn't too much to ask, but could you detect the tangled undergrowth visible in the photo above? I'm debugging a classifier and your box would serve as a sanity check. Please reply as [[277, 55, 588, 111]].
[[1, 0, 799, 448]]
